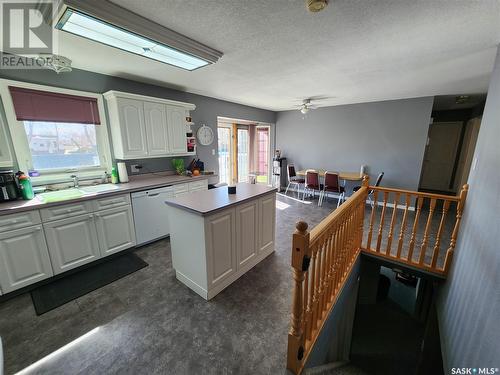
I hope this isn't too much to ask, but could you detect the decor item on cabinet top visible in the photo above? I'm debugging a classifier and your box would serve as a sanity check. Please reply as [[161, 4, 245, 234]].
[[187, 137, 196, 152], [172, 159, 185, 175], [188, 158, 204, 175]]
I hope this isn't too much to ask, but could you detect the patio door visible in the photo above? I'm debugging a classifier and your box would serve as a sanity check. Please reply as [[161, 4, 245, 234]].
[[218, 126, 232, 184]]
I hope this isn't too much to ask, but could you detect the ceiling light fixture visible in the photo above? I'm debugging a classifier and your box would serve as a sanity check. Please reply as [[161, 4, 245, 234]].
[[55, 0, 223, 71], [300, 105, 310, 114], [306, 0, 329, 12]]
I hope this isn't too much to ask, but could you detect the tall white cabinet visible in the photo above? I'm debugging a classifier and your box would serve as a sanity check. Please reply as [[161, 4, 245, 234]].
[[104, 91, 196, 159]]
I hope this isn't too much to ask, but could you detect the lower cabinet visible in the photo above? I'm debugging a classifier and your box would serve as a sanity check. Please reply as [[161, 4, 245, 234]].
[[259, 194, 276, 254], [235, 201, 258, 268], [95, 206, 136, 256], [44, 213, 100, 275], [0, 225, 53, 293], [205, 209, 236, 287]]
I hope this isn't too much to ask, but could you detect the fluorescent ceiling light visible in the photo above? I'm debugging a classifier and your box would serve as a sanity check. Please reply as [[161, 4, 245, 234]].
[[56, 8, 211, 71]]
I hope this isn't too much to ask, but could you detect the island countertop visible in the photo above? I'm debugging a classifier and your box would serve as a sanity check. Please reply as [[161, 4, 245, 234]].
[[165, 183, 277, 216]]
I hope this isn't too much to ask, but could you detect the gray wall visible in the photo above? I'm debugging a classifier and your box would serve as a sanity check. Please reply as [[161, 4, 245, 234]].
[[436, 47, 500, 371], [0, 68, 276, 176], [276, 97, 434, 190]]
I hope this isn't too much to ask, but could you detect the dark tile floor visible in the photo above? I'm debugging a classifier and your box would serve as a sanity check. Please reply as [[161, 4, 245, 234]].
[[0, 193, 338, 375]]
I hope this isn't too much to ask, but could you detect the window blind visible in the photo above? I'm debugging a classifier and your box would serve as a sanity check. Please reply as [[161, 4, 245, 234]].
[[8, 86, 101, 124]]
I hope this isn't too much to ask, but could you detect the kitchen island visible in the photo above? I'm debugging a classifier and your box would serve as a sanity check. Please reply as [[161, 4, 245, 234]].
[[165, 183, 277, 299]]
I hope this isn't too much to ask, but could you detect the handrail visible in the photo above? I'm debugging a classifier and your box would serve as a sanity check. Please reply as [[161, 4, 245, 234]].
[[287, 179, 469, 374], [287, 177, 369, 374], [363, 184, 468, 275]]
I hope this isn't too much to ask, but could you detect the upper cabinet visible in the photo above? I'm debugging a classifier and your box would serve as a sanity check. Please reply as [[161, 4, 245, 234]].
[[104, 91, 195, 160], [0, 106, 14, 168]]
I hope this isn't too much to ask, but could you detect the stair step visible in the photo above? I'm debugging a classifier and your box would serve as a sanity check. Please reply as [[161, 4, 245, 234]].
[[304, 362, 370, 375]]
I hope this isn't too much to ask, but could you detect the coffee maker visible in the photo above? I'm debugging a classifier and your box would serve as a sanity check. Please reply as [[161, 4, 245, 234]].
[[0, 170, 19, 202]]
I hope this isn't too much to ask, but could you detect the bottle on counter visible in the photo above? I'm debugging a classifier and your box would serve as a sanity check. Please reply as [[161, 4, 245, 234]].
[[17, 171, 34, 200], [111, 166, 119, 184]]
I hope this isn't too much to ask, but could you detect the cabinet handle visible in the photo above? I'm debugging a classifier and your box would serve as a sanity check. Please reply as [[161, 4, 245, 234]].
[[88, 214, 93, 219], [147, 193, 160, 197], [95, 213, 100, 218]]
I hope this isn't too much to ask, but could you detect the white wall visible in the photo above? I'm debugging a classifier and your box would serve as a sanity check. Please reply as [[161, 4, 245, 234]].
[[276, 97, 434, 190], [437, 47, 500, 371]]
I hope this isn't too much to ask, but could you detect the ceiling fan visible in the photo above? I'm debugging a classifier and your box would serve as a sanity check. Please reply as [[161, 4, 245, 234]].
[[295, 96, 333, 114]]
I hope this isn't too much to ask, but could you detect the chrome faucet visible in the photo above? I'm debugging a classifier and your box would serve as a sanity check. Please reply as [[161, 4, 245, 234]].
[[70, 175, 79, 188]]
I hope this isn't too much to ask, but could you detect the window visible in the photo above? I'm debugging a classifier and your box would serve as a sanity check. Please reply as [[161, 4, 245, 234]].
[[0, 79, 112, 183], [256, 127, 270, 183], [237, 128, 249, 182], [218, 127, 231, 184], [23, 121, 101, 171]]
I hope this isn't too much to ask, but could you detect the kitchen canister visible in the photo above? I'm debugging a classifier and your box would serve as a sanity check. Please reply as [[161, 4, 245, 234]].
[[117, 162, 129, 183]]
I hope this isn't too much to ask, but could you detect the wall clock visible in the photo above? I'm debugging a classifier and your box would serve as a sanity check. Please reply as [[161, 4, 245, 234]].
[[197, 124, 214, 146]]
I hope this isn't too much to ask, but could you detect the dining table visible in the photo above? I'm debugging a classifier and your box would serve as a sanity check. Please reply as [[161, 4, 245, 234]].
[[296, 169, 365, 182]]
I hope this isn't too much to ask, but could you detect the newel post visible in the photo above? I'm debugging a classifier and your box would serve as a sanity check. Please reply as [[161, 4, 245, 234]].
[[287, 221, 310, 374], [362, 175, 370, 189], [443, 184, 469, 273]]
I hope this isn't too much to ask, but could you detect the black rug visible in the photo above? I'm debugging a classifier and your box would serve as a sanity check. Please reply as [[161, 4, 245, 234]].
[[31, 252, 148, 315]]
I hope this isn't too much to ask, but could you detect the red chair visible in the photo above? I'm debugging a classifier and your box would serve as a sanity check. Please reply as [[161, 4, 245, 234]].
[[285, 164, 305, 197], [319, 171, 345, 207], [303, 170, 323, 204]]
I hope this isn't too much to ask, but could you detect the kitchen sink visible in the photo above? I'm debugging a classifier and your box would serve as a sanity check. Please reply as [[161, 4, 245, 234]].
[[36, 184, 120, 202], [79, 184, 120, 194], [37, 188, 85, 203]]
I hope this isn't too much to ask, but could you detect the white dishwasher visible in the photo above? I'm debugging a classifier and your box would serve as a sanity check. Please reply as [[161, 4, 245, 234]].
[[132, 185, 174, 245]]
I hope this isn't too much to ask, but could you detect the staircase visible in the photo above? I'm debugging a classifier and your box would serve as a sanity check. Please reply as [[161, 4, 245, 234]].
[[304, 362, 370, 375], [286, 177, 469, 374]]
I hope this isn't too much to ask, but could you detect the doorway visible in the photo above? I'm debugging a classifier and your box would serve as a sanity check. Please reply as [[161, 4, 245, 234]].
[[419, 95, 484, 194], [217, 118, 272, 185]]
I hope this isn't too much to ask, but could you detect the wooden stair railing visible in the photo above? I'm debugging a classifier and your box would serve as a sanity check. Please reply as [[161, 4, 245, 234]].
[[362, 184, 468, 276], [287, 179, 469, 374], [287, 177, 369, 375]]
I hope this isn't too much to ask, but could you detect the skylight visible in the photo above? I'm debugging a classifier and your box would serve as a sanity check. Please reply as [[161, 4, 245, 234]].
[[56, 8, 210, 71]]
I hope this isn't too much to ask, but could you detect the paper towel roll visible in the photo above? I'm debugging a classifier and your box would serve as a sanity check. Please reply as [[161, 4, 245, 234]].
[[117, 162, 129, 183]]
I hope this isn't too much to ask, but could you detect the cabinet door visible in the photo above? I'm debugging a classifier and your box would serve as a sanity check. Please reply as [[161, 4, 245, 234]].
[[235, 201, 258, 269], [0, 111, 14, 168], [117, 98, 148, 158], [95, 206, 136, 257], [167, 106, 187, 153], [0, 225, 53, 293], [44, 214, 100, 275], [144, 101, 170, 156], [205, 209, 236, 286], [258, 194, 276, 254]]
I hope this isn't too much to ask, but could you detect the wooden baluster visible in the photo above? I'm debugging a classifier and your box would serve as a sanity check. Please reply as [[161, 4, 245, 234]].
[[333, 225, 340, 294], [376, 191, 389, 252], [386, 192, 400, 256], [307, 246, 317, 340], [311, 244, 321, 332], [430, 200, 451, 269], [358, 199, 365, 250], [396, 194, 411, 258], [419, 198, 437, 265], [443, 185, 469, 273], [317, 239, 325, 318], [366, 190, 378, 250], [324, 232, 333, 308], [287, 221, 310, 374], [407, 196, 423, 263]]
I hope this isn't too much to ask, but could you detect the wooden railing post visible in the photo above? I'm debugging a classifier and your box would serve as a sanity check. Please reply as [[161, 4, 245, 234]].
[[287, 221, 310, 374], [443, 184, 469, 273]]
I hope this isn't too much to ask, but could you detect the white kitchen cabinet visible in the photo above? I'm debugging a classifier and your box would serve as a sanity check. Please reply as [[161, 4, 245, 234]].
[[174, 183, 189, 197], [167, 105, 188, 153], [188, 179, 208, 192], [0, 110, 14, 168], [235, 201, 258, 269], [95, 206, 136, 256], [205, 209, 237, 287], [258, 194, 276, 254], [44, 214, 100, 275], [104, 91, 195, 159], [144, 101, 170, 156], [0, 225, 53, 293], [114, 98, 148, 158]]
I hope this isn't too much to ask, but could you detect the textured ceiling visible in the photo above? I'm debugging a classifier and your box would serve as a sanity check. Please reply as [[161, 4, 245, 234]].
[[54, 0, 500, 111]]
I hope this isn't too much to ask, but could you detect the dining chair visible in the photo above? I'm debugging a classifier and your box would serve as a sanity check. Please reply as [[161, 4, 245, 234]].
[[303, 169, 322, 203], [285, 164, 305, 197], [319, 171, 345, 207], [353, 172, 384, 206]]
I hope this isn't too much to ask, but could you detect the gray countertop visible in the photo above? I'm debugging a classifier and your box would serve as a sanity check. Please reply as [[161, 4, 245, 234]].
[[0, 173, 215, 216], [165, 183, 277, 216]]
